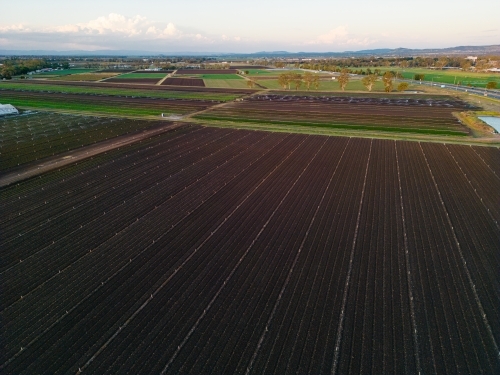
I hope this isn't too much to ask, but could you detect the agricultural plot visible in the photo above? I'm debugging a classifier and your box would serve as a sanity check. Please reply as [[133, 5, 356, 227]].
[[0, 81, 241, 101], [103, 78, 161, 85], [33, 69, 96, 76], [1, 126, 498, 374], [161, 78, 205, 87], [111, 73, 168, 79], [49, 73, 119, 81], [0, 111, 167, 170], [0, 90, 216, 118], [176, 69, 238, 74], [195, 94, 475, 137]]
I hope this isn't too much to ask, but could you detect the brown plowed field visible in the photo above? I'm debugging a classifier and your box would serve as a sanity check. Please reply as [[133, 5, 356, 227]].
[[1, 127, 498, 374], [104, 78, 161, 85], [176, 69, 238, 74], [97, 69, 135, 73], [134, 70, 174, 74], [162, 78, 205, 87]]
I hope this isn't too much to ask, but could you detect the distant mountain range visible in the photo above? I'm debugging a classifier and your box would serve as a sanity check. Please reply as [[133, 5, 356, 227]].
[[1, 45, 499, 58]]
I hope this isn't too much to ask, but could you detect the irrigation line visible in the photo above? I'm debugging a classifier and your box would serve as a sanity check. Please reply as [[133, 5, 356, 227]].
[[469, 145, 500, 180], [247, 138, 351, 375], [0, 130, 245, 280], [0, 131, 254, 315], [1, 132, 283, 371], [331, 139, 373, 375], [159, 136, 315, 375], [418, 143, 500, 361], [444, 144, 499, 231], [394, 142, 422, 374], [0, 125, 203, 224], [79, 134, 304, 374]]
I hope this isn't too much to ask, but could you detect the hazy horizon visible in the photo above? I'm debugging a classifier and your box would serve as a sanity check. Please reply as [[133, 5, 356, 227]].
[[1, 0, 499, 53]]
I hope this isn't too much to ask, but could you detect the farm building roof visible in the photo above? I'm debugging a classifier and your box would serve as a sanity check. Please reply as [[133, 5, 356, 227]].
[[0, 104, 19, 116]]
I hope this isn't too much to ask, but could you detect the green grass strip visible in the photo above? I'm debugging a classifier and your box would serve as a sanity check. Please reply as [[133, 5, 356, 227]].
[[194, 115, 469, 136]]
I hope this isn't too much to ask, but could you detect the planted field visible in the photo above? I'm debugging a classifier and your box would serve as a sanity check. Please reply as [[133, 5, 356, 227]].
[[203, 79, 250, 89], [0, 81, 241, 101], [0, 90, 216, 117], [176, 69, 238, 74], [49, 73, 119, 81], [1, 126, 498, 374], [112, 73, 168, 79], [161, 78, 205, 87], [103, 78, 161, 85], [0, 111, 167, 170], [195, 94, 475, 137]]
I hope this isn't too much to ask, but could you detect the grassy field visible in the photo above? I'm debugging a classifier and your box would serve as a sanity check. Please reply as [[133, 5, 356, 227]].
[[257, 78, 398, 92], [0, 82, 240, 101], [360, 67, 500, 88], [244, 69, 274, 75], [203, 79, 251, 89], [35, 69, 97, 76], [113, 73, 168, 79]]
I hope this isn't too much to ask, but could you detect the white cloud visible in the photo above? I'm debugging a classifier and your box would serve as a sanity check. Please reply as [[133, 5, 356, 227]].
[[315, 26, 349, 44], [308, 26, 376, 47]]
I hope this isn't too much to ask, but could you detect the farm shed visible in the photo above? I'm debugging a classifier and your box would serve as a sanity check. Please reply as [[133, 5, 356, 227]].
[[0, 104, 19, 116]]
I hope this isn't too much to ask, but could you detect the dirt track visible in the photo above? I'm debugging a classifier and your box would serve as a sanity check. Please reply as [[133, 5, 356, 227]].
[[0, 121, 185, 188]]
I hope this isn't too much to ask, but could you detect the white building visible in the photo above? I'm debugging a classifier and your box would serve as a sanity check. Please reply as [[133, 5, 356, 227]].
[[0, 104, 19, 116]]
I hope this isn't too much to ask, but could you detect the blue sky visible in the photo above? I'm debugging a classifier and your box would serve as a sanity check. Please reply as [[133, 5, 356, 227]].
[[1, 0, 498, 52]]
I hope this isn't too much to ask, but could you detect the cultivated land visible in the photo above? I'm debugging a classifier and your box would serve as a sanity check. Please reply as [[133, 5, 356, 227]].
[[0, 81, 241, 101], [194, 94, 482, 141], [0, 91, 216, 118], [1, 126, 498, 374], [0, 112, 173, 170], [361, 67, 500, 88]]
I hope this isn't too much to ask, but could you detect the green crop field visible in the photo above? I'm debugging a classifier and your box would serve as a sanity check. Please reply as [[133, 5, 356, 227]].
[[0, 82, 240, 101], [245, 69, 274, 75], [35, 69, 97, 76], [113, 73, 168, 79], [203, 79, 251, 89], [360, 67, 500, 88]]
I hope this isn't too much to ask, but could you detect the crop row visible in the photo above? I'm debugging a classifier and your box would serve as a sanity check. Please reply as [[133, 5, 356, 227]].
[[1, 130, 499, 374]]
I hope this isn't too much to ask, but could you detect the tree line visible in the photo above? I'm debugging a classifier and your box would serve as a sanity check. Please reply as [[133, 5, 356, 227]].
[[0, 59, 70, 79]]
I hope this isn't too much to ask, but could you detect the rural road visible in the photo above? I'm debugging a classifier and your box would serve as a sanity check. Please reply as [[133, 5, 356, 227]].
[[0, 121, 184, 188]]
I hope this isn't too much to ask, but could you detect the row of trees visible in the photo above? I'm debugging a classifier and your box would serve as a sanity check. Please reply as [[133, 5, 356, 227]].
[[276, 72, 321, 90], [275, 70, 409, 92], [0, 59, 70, 79]]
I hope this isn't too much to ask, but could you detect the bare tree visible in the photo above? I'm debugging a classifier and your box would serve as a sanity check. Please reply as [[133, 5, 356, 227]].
[[361, 74, 378, 91], [382, 71, 394, 92], [337, 69, 350, 91]]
